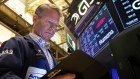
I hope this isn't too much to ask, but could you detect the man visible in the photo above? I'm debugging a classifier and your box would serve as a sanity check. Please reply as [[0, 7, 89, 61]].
[[0, 3, 75, 79]]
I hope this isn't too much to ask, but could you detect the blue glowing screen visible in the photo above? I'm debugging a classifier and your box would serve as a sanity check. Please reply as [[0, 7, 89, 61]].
[[79, 4, 119, 57]]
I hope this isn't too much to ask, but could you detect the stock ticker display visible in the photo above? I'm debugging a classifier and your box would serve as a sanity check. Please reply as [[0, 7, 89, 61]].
[[79, 4, 119, 57], [112, 0, 140, 29]]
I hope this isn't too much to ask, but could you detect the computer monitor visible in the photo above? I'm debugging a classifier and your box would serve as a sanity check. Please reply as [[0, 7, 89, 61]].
[[79, 4, 119, 57], [110, 24, 140, 79], [112, 0, 140, 29]]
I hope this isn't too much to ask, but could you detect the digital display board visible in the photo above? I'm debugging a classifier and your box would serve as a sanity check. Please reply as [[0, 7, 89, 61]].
[[74, 5, 98, 36], [79, 4, 119, 57], [112, 0, 140, 29], [64, 0, 101, 37]]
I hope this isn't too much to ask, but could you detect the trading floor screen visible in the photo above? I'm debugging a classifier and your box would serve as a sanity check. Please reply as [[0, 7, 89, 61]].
[[79, 4, 119, 57], [112, 0, 140, 29]]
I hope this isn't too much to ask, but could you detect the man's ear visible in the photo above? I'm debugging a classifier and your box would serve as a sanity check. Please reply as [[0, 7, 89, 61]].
[[33, 14, 38, 23]]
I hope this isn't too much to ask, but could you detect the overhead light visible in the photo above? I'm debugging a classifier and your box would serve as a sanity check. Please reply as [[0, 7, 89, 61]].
[[96, 1, 101, 5]]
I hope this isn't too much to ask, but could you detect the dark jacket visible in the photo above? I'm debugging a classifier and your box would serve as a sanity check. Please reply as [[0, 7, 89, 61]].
[[0, 35, 57, 79]]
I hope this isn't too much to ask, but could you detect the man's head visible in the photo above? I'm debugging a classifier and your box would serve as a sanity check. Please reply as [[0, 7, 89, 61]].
[[32, 4, 62, 41]]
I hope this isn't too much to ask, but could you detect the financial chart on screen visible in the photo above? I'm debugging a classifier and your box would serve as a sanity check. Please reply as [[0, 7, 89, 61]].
[[79, 4, 119, 57], [112, 0, 140, 29]]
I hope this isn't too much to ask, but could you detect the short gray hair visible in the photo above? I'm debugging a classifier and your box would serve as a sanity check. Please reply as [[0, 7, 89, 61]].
[[35, 3, 63, 18]]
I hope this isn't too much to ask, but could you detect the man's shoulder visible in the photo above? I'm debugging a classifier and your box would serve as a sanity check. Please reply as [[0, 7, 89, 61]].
[[9, 36, 24, 41], [11, 35, 31, 42], [7, 36, 30, 46]]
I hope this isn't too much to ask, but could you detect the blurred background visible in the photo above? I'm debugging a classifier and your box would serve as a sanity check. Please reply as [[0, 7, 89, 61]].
[[0, 0, 75, 61]]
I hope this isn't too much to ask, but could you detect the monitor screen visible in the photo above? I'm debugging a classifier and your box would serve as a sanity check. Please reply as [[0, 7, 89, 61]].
[[112, 0, 140, 29], [66, 33, 76, 52], [79, 4, 119, 57]]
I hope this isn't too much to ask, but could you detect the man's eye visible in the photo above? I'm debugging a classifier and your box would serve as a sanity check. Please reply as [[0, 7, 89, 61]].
[[49, 21, 58, 27], [47, 21, 52, 25], [54, 24, 58, 27], [47, 21, 51, 24]]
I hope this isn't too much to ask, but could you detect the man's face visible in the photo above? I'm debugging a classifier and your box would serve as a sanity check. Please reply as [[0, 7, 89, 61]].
[[33, 9, 60, 41]]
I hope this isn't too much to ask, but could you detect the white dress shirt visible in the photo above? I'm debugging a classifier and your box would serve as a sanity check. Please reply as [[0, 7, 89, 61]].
[[29, 33, 54, 69]]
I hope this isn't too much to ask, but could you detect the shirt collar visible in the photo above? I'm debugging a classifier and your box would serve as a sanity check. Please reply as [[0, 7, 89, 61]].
[[29, 33, 50, 49]]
